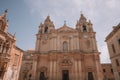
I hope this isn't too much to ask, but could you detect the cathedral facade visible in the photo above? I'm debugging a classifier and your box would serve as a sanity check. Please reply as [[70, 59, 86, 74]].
[[19, 14, 103, 80]]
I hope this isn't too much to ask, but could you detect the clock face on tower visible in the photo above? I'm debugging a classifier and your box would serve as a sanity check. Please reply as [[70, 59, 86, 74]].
[[83, 34, 88, 38], [44, 35, 47, 40]]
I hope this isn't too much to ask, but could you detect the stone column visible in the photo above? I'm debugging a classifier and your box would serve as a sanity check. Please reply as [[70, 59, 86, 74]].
[[75, 37, 77, 50], [31, 56, 37, 80], [50, 38, 51, 50], [92, 37, 98, 51], [76, 38, 79, 50], [78, 60, 82, 80], [52, 38, 54, 50], [70, 38, 73, 51], [72, 37, 76, 50], [54, 38, 57, 50], [69, 38, 71, 51], [53, 61, 56, 80], [95, 54, 103, 80], [57, 37, 60, 51], [36, 37, 40, 51], [75, 61, 78, 80], [49, 61, 53, 80], [52, 61, 54, 80], [38, 39, 41, 52], [76, 61, 79, 80]]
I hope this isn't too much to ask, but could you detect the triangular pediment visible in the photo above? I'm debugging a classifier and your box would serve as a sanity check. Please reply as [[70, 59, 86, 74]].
[[57, 25, 76, 33]]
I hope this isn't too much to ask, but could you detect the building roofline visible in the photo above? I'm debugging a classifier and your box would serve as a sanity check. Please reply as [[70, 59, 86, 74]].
[[105, 23, 120, 41], [14, 46, 24, 52]]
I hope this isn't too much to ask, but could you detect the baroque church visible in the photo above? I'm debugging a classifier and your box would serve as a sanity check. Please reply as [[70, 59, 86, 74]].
[[0, 10, 23, 80], [19, 14, 104, 80]]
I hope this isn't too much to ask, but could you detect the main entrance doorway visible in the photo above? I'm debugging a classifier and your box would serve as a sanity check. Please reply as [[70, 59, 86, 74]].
[[88, 72, 94, 80], [62, 70, 69, 80], [39, 72, 45, 80]]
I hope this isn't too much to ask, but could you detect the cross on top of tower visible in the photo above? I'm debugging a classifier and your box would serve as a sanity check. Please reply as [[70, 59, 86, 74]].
[[80, 11, 82, 14], [64, 20, 66, 25]]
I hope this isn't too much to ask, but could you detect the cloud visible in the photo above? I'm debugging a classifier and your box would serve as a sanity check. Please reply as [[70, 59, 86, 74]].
[[105, 0, 117, 8], [24, 0, 120, 63], [99, 45, 111, 63]]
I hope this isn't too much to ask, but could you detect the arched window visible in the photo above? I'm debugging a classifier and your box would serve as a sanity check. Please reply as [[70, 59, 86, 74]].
[[28, 74, 32, 80], [44, 26, 48, 33], [1, 40, 10, 53], [63, 41, 68, 51], [83, 25, 87, 32], [0, 20, 5, 31], [0, 20, 3, 30], [0, 63, 6, 77], [0, 39, 3, 53]]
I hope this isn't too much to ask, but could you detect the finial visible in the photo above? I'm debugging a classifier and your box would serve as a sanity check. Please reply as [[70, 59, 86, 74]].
[[39, 22, 42, 28], [79, 11, 87, 23], [80, 11, 83, 14], [64, 20, 66, 25], [45, 15, 51, 22], [4, 9, 8, 13], [89, 20, 91, 23], [13, 32, 16, 38], [1, 9, 8, 19]]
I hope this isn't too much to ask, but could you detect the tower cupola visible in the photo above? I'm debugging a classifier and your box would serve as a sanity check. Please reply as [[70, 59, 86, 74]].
[[79, 13, 87, 23], [76, 13, 93, 32]]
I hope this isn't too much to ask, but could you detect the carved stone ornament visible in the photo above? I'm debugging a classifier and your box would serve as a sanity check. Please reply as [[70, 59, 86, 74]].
[[40, 66, 47, 72], [60, 55, 72, 66], [42, 40, 47, 44]]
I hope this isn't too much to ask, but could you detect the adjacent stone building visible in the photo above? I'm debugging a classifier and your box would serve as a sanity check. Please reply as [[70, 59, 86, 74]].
[[0, 10, 24, 80], [19, 50, 34, 80], [19, 14, 104, 80], [101, 64, 115, 80], [105, 23, 120, 80]]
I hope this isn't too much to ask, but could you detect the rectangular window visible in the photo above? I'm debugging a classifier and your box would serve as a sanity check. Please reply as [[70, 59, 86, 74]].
[[111, 69, 113, 74], [119, 72, 120, 77], [112, 44, 116, 53], [118, 39, 120, 45], [0, 63, 6, 78], [0, 44, 2, 53], [0, 71, 2, 77], [103, 69, 106, 72], [116, 59, 120, 66], [13, 54, 19, 66]]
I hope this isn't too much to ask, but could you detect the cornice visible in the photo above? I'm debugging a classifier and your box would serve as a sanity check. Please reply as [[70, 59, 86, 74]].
[[105, 25, 120, 41]]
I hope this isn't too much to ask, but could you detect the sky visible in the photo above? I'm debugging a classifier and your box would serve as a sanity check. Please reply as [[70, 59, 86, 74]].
[[0, 0, 120, 63]]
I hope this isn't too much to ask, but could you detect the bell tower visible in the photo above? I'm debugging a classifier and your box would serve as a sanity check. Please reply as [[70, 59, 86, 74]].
[[76, 13, 98, 52], [76, 13, 93, 32], [36, 16, 55, 52], [0, 9, 8, 32], [38, 15, 55, 34]]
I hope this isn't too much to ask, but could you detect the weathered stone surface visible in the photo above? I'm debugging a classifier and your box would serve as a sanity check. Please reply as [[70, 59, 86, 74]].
[[0, 10, 24, 80], [105, 23, 120, 80]]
